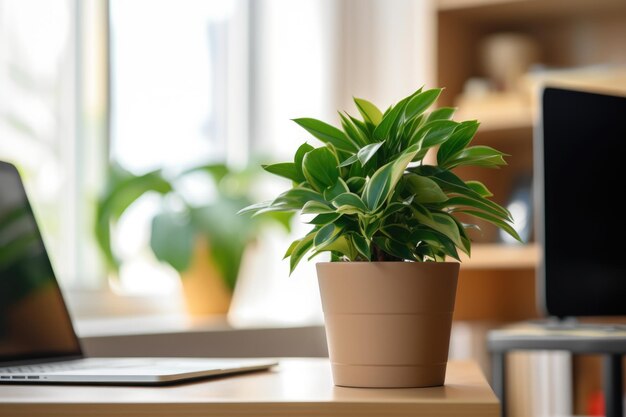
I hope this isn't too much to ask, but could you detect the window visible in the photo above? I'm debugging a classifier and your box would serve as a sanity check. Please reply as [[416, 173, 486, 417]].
[[105, 0, 335, 324], [108, 0, 245, 294], [109, 0, 236, 173]]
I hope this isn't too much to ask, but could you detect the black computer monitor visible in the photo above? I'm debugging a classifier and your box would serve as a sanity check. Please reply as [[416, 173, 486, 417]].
[[537, 87, 626, 317]]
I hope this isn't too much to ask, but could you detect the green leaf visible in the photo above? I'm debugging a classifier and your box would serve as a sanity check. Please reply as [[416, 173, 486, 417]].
[[302, 200, 334, 214], [357, 142, 384, 167], [412, 166, 508, 220], [237, 200, 271, 215], [364, 218, 381, 239], [411, 119, 458, 148], [191, 199, 255, 291], [289, 232, 315, 275], [460, 236, 472, 257], [346, 177, 366, 194], [446, 183, 512, 221], [293, 118, 357, 152], [443, 145, 507, 169], [332, 192, 369, 213], [450, 216, 472, 256], [404, 88, 442, 120], [459, 209, 522, 242], [437, 120, 479, 167], [271, 187, 326, 210], [465, 180, 493, 197], [348, 160, 365, 180], [362, 165, 395, 211], [372, 236, 415, 261], [405, 174, 448, 203], [323, 177, 350, 201], [383, 94, 418, 152], [95, 166, 173, 270], [354, 97, 383, 126], [314, 223, 342, 248], [284, 239, 301, 259], [411, 228, 461, 261], [362, 143, 420, 211], [381, 224, 412, 242], [427, 107, 456, 123], [307, 212, 342, 225], [380, 202, 409, 221], [348, 114, 372, 136], [262, 162, 301, 182], [373, 99, 406, 141], [339, 112, 368, 147], [413, 210, 463, 249], [308, 235, 356, 261], [422, 120, 459, 148], [150, 211, 194, 272], [350, 233, 371, 260], [338, 154, 359, 168], [403, 114, 425, 143], [294, 142, 314, 180], [302, 147, 340, 191], [445, 196, 510, 220], [411, 201, 433, 220]]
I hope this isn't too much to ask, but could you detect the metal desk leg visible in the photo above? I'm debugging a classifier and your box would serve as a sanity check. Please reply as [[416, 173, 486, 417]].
[[603, 354, 623, 417], [492, 352, 507, 417]]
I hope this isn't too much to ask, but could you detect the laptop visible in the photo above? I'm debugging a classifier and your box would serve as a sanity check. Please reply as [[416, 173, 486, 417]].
[[0, 161, 277, 384]]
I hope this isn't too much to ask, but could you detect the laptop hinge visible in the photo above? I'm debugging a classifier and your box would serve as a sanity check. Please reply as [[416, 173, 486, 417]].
[[0, 354, 85, 368]]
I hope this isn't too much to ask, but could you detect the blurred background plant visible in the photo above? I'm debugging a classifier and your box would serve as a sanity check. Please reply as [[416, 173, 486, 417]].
[[94, 162, 292, 314]]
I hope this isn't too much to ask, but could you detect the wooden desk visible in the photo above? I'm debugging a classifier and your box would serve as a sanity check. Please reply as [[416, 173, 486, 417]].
[[0, 359, 498, 417]]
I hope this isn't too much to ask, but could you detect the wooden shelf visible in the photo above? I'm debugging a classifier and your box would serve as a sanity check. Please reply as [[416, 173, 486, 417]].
[[455, 101, 533, 143], [462, 111, 532, 133], [437, 0, 626, 109], [437, 0, 626, 19], [437, 0, 527, 12], [459, 243, 539, 270]]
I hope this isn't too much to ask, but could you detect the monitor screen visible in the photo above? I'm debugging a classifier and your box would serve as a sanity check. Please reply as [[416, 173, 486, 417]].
[[539, 87, 626, 317], [0, 162, 81, 363]]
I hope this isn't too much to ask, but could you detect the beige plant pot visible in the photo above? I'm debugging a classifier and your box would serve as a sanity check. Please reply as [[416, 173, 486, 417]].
[[316, 261, 459, 388], [180, 239, 232, 316]]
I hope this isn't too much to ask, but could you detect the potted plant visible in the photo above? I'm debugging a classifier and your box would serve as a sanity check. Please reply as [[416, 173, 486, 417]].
[[95, 163, 291, 316], [241, 87, 521, 387]]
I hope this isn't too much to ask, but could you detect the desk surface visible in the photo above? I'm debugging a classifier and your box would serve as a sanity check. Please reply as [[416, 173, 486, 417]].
[[0, 359, 498, 417]]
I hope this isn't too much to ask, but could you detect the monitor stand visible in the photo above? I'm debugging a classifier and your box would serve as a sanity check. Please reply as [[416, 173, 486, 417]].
[[488, 320, 626, 417], [529, 317, 626, 333]]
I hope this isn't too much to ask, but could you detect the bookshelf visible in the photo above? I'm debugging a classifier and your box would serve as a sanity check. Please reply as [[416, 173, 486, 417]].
[[436, 0, 626, 316], [435, 1, 626, 415]]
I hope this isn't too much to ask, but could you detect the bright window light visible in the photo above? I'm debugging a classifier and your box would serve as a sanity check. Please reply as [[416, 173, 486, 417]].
[[108, 0, 236, 294]]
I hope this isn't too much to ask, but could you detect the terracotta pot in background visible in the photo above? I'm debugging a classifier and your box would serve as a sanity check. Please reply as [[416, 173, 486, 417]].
[[317, 262, 459, 388], [180, 239, 232, 316]]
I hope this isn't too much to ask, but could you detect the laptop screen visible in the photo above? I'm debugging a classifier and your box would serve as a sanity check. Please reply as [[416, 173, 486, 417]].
[[0, 162, 81, 364]]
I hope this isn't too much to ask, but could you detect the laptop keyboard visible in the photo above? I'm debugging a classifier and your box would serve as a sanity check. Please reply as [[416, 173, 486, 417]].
[[0, 360, 97, 374]]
